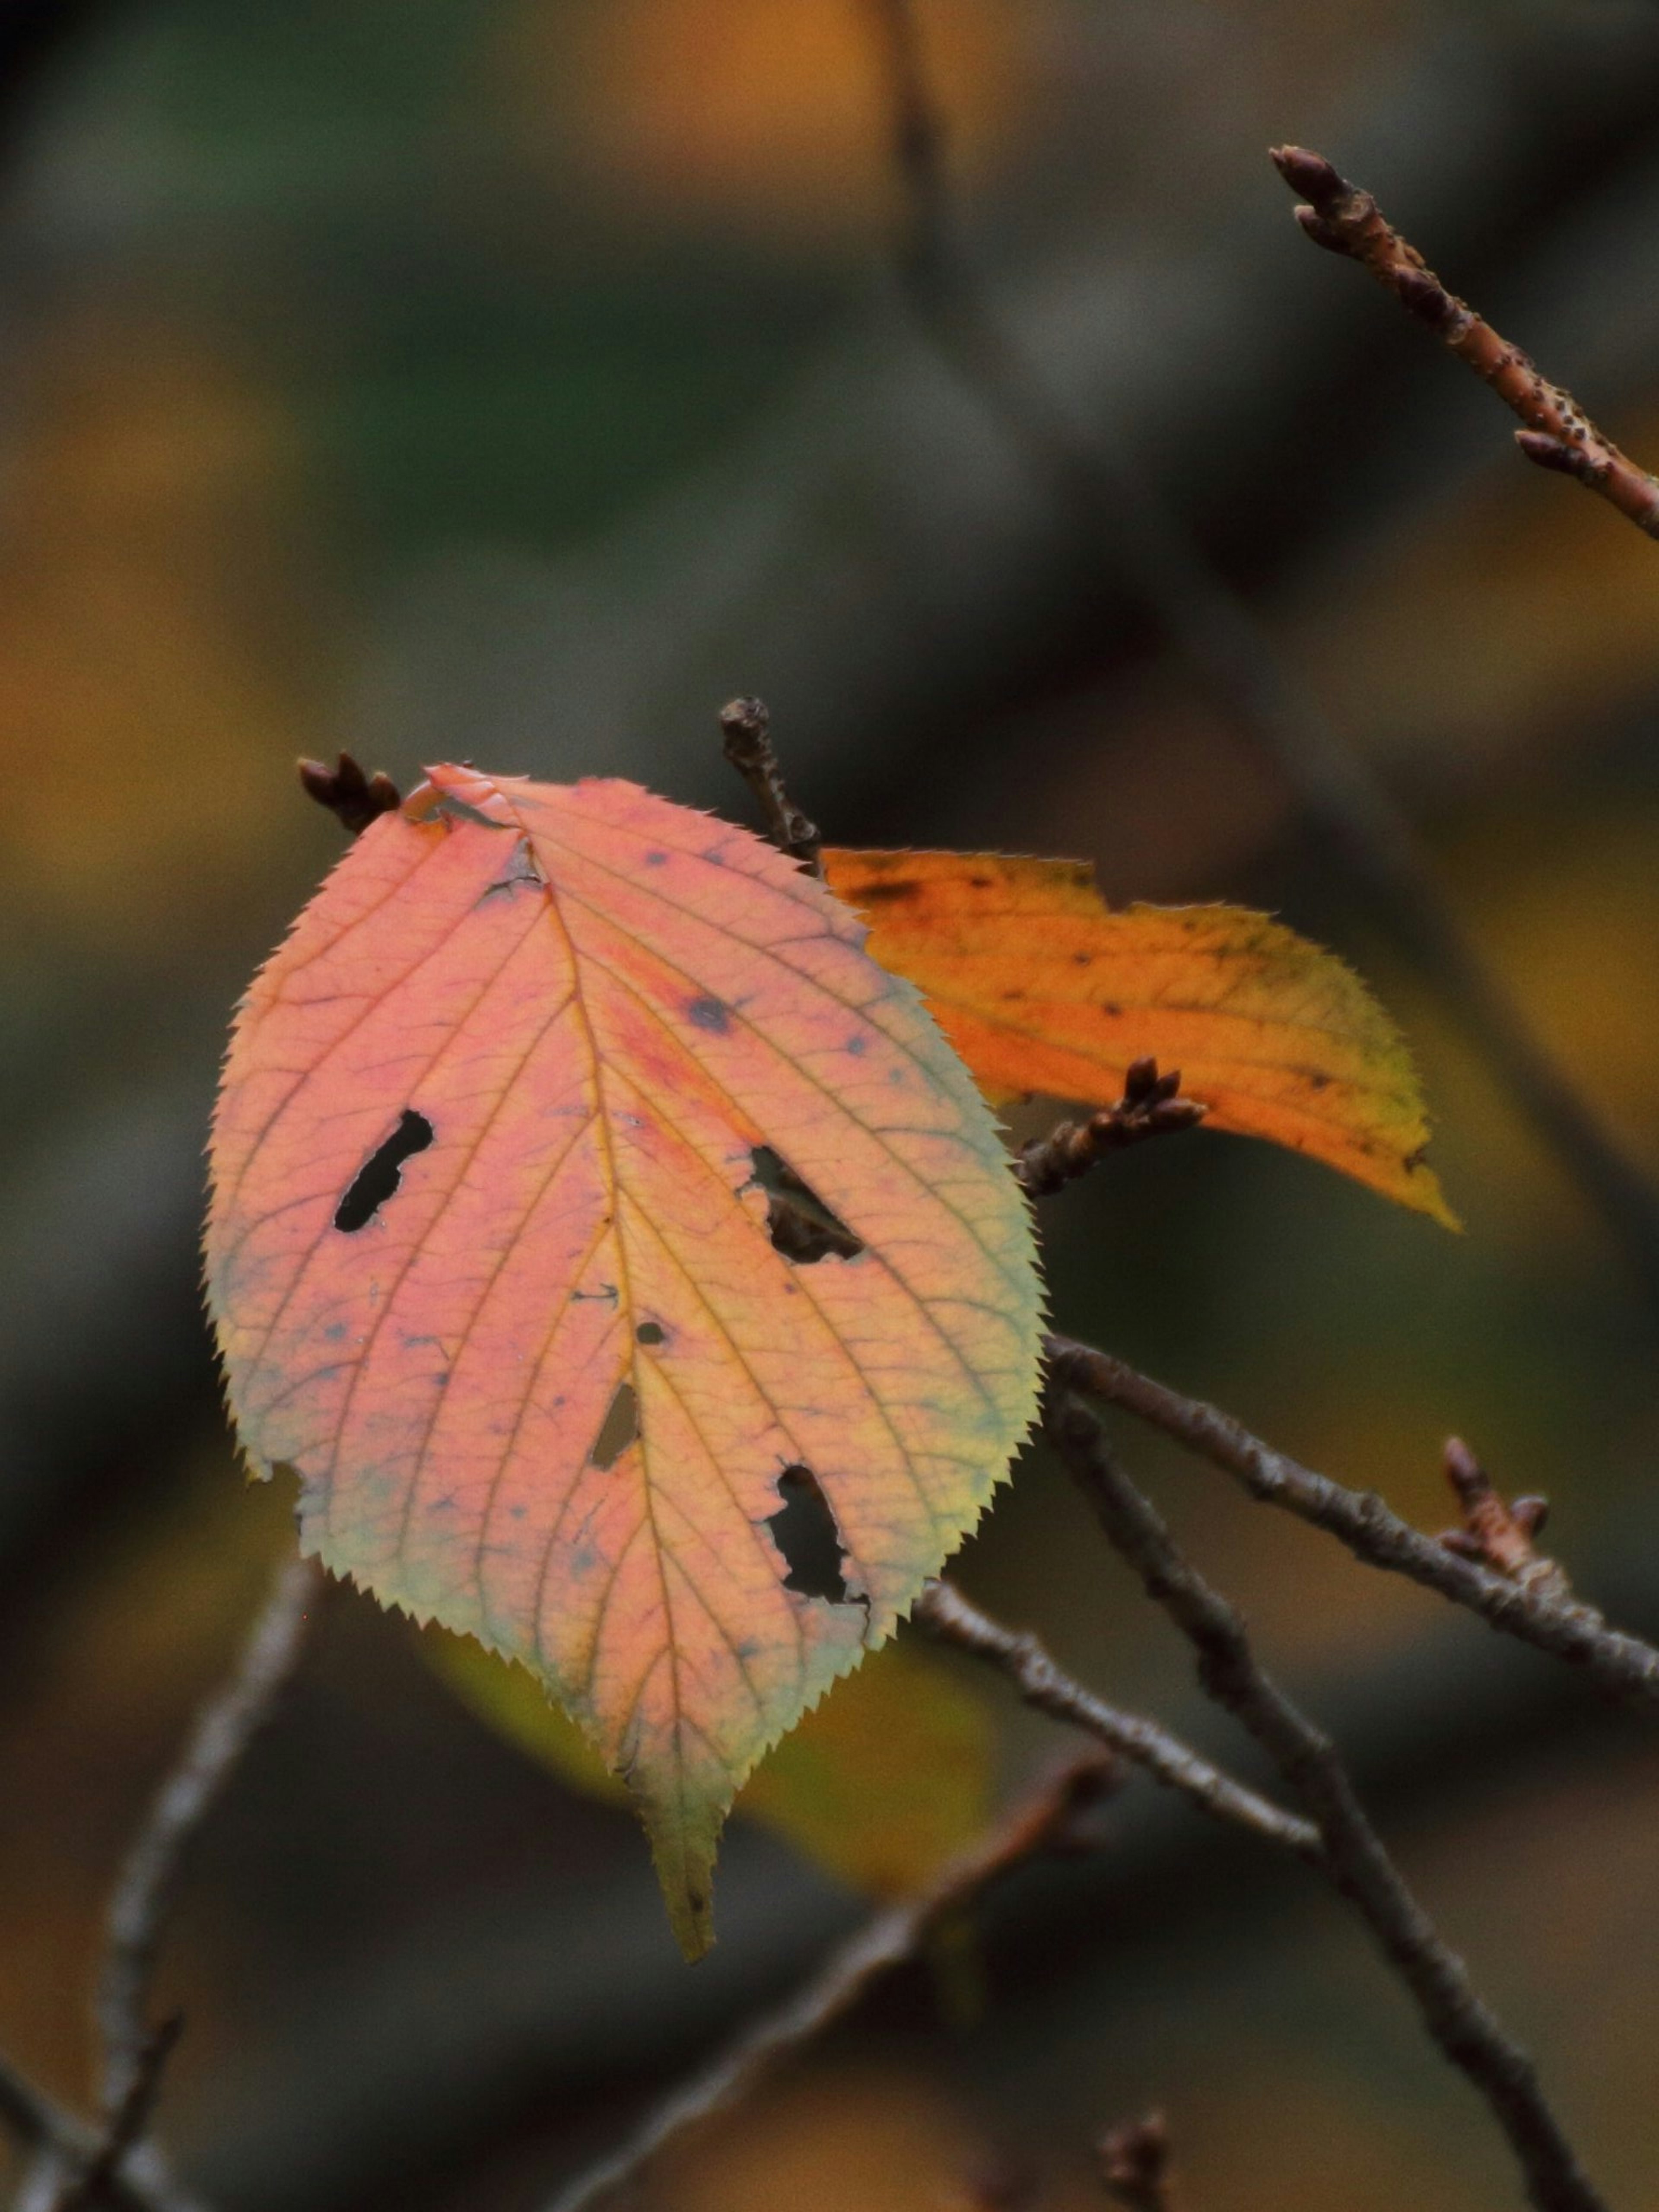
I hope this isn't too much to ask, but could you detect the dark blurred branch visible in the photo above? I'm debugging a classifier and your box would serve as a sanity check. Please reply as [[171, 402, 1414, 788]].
[[860, 0, 1659, 1307], [1098, 2112, 1184, 2212], [97, 1556, 321, 2121], [0, 2053, 189, 2212], [56, 2021, 182, 2212], [718, 697, 823, 876], [542, 1757, 1118, 2212], [914, 1579, 1320, 1859], [1047, 1393, 1608, 2212], [1048, 1333, 1659, 1705], [1014, 1060, 1206, 1198], [1274, 145, 1659, 536]]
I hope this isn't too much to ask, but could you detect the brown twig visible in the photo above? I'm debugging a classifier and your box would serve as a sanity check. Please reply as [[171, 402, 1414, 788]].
[[858, 0, 1659, 1306], [718, 696, 823, 876], [96, 1555, 321, 2124], [1047, 1393, 1608, 2212], [1047, 1333, 1659, 1707], [1272, 146, 1659, 538], [1014, 1060, 1206, 1198], [542, 1756, 1119, 2212], [1098, 2112, 1182, 2212], [914, 1579, 1320, 1861], [298, 753, 402, 838]]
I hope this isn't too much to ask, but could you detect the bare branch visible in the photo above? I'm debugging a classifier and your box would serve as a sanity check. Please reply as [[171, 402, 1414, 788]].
[[1048, 1393, 1608, 2212], [857, 0, 1659, 1305], [542, 1757, 1119, 2212], [57, 2020, 182, 2212], [1014, 1060, 1206, 1198], [1098, 2111, 1184, 2212], [718, 696, 823, 877], [97, 1555, 322, 2123], [298, 753, 402, 839], [914, 1579, 1320, 1861], [0, 2053, 194, 2212], [1272, 145, 1659, 538], [1046, 1334, 1659, 1707]]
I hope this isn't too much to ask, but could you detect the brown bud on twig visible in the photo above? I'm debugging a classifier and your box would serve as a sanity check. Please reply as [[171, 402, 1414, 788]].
[[1016, 1058, 1207, 1196], [1436, 1437, 1569, 1598], [718, 696, 823, 876], [1271, 142, 1659, 540], [299, 753, 402, 838], [1099, 2110, 1182, 2211]]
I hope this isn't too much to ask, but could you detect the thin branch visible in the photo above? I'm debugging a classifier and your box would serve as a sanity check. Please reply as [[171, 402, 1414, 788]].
[[542, 1756, 1119, 2212], [57, 2021, 182, 2212], [718, 696, 823, 876], [1046, 1333, 1659, 1707], [858, 0, 1659, 1306], [1047, 1393, 1608, 2212], [914, 1579, 1320, 1861], [96, 1555, 321, 2122], [1273, 146, 1659, 537], [0, 2054, 191, 2212], [1014, 1059, 1206, 1198], [1098, 2112, 1184, 2212]]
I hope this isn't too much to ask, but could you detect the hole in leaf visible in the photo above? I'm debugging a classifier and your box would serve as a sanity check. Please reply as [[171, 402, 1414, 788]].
[[590, 1380, 640, 1469], [635, 1321, 666, 1346], [748, 1146, 864, 1265], [767, 1464, 856, 1603], [334, 1109, 433, 1233]]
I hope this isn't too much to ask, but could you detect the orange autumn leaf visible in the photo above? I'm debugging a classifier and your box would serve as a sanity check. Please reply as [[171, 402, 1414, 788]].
[[206, 769, 1041, 1957], [821, 849, 1454, 1225]]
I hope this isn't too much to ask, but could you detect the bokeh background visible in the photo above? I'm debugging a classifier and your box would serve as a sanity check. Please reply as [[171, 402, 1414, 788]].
[[3, 2, 1659, 2207]]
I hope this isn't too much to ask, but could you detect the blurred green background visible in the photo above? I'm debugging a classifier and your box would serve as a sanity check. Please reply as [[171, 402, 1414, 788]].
[[2, 2, 1658, 2208]]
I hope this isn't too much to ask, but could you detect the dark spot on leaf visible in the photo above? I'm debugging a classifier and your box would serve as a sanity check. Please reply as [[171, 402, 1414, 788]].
[[686, 995, 731, 1034], [855, 878, 920, 903], [767, 1465, 857, 1604], [1001, 988, 1025, 1001], [748, 1146, 865, 1263], [590, 1381, 639, 1470], [324, 1321, 347, 1342], [334, 1109, 433, 1233], [636, 1320, 666, 1346], [969, 874, 992, 888], [1103, 1002, 1121, 1017], [1309, 1073, 1332, 1090], [645, 850, 667, 867], [1072, 951, 1093, 966], [846, 1033, 867, 1055]]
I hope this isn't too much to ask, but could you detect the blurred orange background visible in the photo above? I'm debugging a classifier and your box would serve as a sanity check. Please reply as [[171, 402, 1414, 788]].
[[1, 3, 1657, 2208]]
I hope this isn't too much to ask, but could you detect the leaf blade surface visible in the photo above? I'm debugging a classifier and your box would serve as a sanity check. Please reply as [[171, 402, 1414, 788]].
[[822, 848, 1453, 1223], [207, 770, 1041, 1953]]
